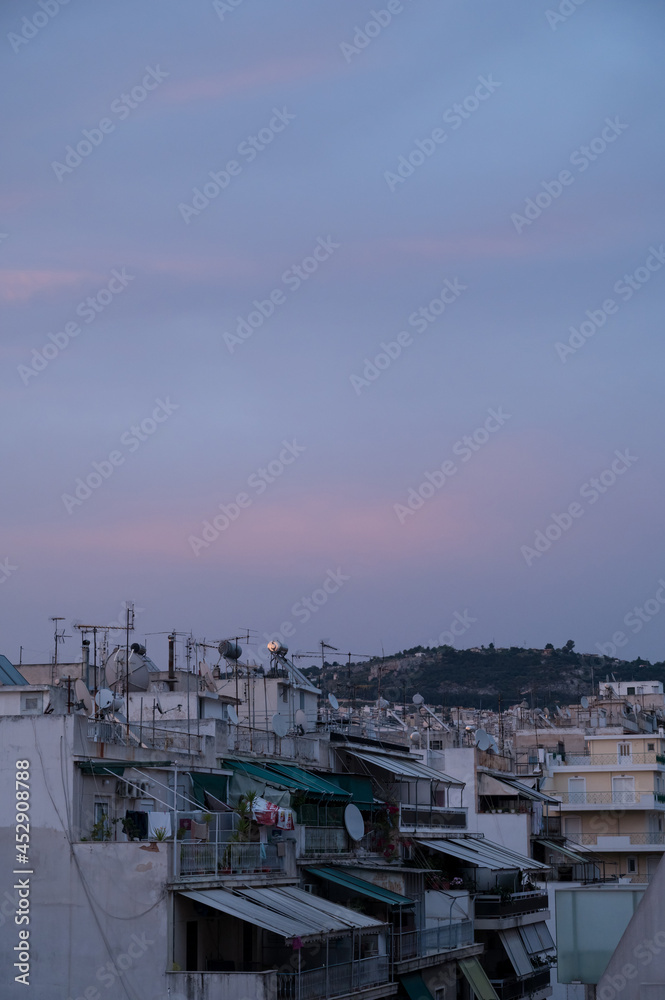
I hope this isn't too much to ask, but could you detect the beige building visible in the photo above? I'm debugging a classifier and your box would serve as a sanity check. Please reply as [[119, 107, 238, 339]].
[[542, 732, 665, 884]]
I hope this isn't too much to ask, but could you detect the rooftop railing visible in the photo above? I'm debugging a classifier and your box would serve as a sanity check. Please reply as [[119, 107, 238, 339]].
[[87, 719, 204, 755], [277, 956, 389, 1000], [393, 920, 474, 961], [176, 841, 283, 878]]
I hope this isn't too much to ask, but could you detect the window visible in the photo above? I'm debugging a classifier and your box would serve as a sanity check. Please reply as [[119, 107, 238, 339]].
[[94, 801, 108, 825], [648, 743, 655, 752], [618, 743, 632, 763], [299, 691, 305, 710], [627, 687, 636, 696], [20, 693, 43, 714], [434, 989, 447, 1000], [626, 857, 637, 874]]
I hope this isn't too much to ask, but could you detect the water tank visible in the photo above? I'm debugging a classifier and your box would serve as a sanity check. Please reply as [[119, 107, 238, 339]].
[[218, 639, 242, 660]]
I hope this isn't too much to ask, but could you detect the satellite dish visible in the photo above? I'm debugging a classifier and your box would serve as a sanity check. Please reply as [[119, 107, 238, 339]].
[[344, 803, 365, 841], [377, 697, 389, 709], [268, 641, 288, 656], [112, 695, 124, 712], [581, 696, 589, 709], [413, 693, 425, 705], [271, 714, 289, 738], [488, 736, 499, 753], [295, 708, 307, 729], [200, 662, 217, 693], [227, 705, 238, 725], [328, 693, 339, 711], [95, 689, 114, 710], [625, 703, 634, 714], [475, 728, 491, 751], [74, 679, 93, 715]]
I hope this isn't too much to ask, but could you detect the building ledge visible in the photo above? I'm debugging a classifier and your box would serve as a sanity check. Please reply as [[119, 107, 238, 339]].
[[474, 910, 550, 931], [394, 942, 483, 974]]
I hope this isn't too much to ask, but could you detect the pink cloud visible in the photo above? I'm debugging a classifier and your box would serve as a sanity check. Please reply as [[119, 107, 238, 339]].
[[0, 269, 94, 303], [159, 56, 328, 106]]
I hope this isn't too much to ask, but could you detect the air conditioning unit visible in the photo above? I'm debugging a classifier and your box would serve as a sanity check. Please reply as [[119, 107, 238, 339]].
[[138, 782, 150, 796], [115, 780, 130, 798]]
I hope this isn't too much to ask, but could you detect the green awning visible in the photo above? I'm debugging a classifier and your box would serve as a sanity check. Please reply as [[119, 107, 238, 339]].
[[222, 759, 349, 801], [459, 958, 499, 1000], [78, 762, 126, 777], [401, 974, 434, 1000], [319, 773, 375, 807], [307, 867, 414, 906], [190, 772, 228, 808]]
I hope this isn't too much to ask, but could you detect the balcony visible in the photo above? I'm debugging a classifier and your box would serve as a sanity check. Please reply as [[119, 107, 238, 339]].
[[176, 842, 284, 878], [474, 890, 549, 919], [566, 831, 665, 850], [489, 969, 551, 999], [277, 956, 390, 1000], [554, 791, 656, 808], [87, 719, 204, 755], [304, 826, 350, 856], [398, 804, 467, 832], [393, 920, 474, 961], [550, 752, 664, 768]]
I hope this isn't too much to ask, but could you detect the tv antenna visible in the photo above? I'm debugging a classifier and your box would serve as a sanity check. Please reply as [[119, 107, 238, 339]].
[[50, 617, 71, 684], [319, 640, 338, 670]]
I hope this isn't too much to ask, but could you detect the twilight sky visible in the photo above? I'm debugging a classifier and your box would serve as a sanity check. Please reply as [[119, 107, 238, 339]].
[[2, 0, 665, 672]]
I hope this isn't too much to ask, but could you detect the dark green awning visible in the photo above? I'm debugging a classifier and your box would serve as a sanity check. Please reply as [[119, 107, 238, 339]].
[[307, 866, 414, 906], [401, 974, 434, 1000], [190, 772, 228, 808], [459, 959, 499, 1000], [78, 762, 126, 777], [221, 759, 350, 801], [319, 773, 374, 807]]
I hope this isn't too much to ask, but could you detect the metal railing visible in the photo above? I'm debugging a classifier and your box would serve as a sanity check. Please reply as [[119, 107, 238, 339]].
[[177, 842, 283, 877], [399, 804, 467, 830], [277, 956, 389, 1000], [393, 920, 473, 961], [629, 832, 665, 845], [489, 970, 551, 999], [87, 720, 204, 755], [556, 752, 663, 767], [303, 827, 350, 856], [555, 791, 639, 805], [566, 831, 665, 846], [475, 891, 548, 918]]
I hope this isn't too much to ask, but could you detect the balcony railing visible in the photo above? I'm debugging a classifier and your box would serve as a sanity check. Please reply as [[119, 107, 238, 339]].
[[277, 956, 389, 1000], [629, 832, 665, 845], [176, 842, 283, 878], [555, 752, 663, 767], [393, 920, 474, 961], [566, 831, 665, 847], [399, 804, 467, 830], [87, 719, 204, 755], [475, 891, 548, 918], [489, 969, 551, 999], [555, 791, 639, 805], [303, 827, 350, 856]]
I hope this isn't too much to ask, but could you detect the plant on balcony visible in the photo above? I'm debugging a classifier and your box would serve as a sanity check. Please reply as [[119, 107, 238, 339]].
[[373, 800, 400, 860], [498, 885, 513, 904], [154, 827, 169, 842]]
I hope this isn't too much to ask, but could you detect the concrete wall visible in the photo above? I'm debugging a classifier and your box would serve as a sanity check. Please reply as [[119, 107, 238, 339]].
[[167, 970, 277, 1000]]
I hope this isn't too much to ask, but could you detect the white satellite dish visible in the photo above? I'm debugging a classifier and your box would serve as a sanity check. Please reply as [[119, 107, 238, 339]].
[[95, 689, 114, 711], [295, 708, 307, 729], [488, 736, 499, 753], [475, 728, 491, 751], [413, 693, 425, 705], [74, 679, 93, 715], [581, 696, 589, 709], [112, 695, 124, 712], [200, 662, 217, 693], [377, 697, 389, 709], [328, 693, 339, 711], [227, 705, 238, 725], [271, 714, 289, 738], [344, 803, 365, 841]]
